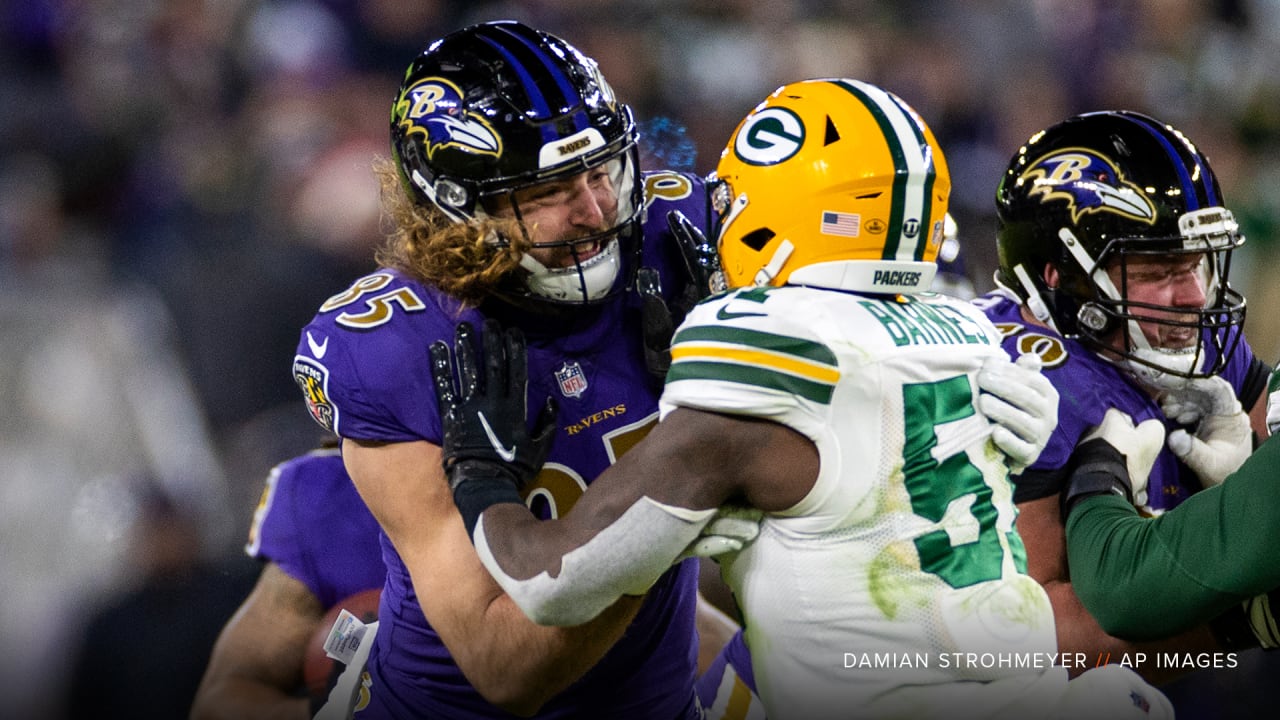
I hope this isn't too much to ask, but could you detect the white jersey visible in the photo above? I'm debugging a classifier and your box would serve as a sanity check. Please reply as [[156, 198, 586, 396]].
[[660, 286, 1062, 719]]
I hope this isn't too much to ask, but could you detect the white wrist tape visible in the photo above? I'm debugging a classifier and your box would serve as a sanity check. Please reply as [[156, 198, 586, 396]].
[[474, 497, 714, 626]]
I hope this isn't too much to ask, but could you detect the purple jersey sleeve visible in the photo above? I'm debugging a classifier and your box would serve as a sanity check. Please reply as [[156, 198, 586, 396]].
[[244, 448, 384, 608], [978, 291, 1261, 511], [293, 273, 483, 443]]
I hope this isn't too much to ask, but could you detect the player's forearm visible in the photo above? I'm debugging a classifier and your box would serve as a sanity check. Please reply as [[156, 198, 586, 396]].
[[445, 590, 644, 714], [473, 499, 709, 626], [1066, 494, 1236, 637], [403, 514, 644, 714], [1066, 437, 1280, 639], [447, 493, 707, 711], [351, 441, 645, 712], [189, 677, 309, 720], [191, 569, 319, 720]]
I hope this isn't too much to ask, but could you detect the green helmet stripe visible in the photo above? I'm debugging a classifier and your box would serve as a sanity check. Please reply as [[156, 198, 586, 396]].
[[832, 80, 937, 262]]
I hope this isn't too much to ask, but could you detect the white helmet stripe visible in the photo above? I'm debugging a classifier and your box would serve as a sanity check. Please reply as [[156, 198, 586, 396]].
[[833, 80, 936, 263]]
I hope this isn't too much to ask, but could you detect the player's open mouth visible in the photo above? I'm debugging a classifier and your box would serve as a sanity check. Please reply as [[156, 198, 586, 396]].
[[1159, 328, 1197, 348]]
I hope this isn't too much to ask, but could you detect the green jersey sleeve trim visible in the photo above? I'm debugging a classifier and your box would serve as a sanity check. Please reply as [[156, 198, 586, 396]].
[[668, 324, 839, 404]]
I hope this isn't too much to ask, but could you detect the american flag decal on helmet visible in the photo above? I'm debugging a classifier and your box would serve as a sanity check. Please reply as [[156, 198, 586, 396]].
[[820, 211, 860, 237]]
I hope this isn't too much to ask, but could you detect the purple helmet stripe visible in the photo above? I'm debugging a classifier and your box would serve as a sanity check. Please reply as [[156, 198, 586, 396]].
[[481, 25, 589, 144], [1125, 113, 1219, 209]]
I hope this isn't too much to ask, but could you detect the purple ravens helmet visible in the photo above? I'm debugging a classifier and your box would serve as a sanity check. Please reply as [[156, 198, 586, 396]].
[[994, 110, 1245, 379], [390, 21, 643, 305]]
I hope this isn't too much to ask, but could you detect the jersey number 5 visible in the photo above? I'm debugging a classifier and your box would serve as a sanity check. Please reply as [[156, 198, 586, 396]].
[[902, 375, 1027, 588]]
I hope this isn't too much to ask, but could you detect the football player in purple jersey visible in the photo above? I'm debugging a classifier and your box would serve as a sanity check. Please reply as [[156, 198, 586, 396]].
[[292, 20, 730, 720], [191, 443, 384, 720], [974, 110, 1276, 688], [429, 79, 1173, 720]]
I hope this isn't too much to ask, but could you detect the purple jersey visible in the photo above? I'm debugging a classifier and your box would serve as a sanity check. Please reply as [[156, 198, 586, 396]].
[[976, 291, 1263, 512], [244, 447, 384, 608], [292, 172, 712, 719], [695, 629, 761, 719]]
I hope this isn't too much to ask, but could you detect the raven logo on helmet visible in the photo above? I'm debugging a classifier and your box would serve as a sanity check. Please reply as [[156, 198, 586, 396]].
[[1019, 149, 1156, 225], [994, 110, 1247, 380], [393, 78, 501, 159], [389, 20, 645, 306]]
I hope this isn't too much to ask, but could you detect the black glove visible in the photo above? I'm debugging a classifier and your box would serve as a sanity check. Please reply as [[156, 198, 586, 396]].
[[429, 320, 557, 537], [638, 266, 676, 382], [668, 208, 727, 301], [1210, 589, 1280, 651], [638, 210, 727, 383]]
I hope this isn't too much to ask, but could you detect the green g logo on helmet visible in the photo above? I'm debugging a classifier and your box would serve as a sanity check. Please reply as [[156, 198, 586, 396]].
[[734, 107, 804, 166]]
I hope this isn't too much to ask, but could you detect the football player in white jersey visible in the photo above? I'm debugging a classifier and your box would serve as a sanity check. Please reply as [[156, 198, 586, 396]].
[[432, 79, 1172, 720]]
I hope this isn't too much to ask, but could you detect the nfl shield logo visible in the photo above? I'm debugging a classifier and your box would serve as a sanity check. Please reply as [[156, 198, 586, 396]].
[[555, 361, 588, 398]]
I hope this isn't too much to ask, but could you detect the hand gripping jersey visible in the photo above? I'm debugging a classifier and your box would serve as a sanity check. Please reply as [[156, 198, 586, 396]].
[[661, 286, 1063, 719], [245, 446, 384, 608], [976, 291, 1266, 512], [292, 171, 711, 719]]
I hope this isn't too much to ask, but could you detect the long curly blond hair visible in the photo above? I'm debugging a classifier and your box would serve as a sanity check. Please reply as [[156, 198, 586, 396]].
[[372, 157, 529, 305]]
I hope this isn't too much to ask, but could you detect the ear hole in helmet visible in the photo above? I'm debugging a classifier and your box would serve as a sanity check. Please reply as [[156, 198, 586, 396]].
[[823, 117, 840, 145], [741, 227, 775, 251]]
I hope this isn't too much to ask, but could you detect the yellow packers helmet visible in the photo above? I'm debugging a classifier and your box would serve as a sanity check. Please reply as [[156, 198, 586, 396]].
[[714, 78, 950, 292]]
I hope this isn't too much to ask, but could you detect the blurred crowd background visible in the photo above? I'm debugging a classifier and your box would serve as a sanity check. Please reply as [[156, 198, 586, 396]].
[[3, 0, 1280, 716]]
